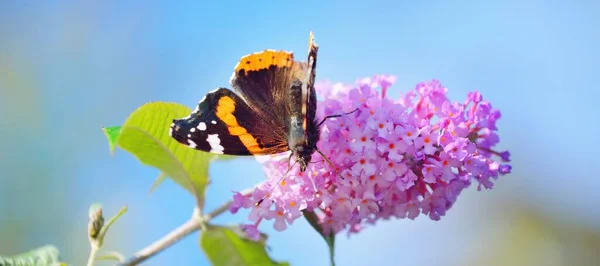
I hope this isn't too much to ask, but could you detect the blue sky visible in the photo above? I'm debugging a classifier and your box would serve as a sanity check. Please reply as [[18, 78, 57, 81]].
[[0, 1, 599, 265]]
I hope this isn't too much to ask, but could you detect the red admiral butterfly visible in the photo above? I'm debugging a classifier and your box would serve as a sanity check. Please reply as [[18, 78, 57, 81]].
[[170, 32, 353, 186]]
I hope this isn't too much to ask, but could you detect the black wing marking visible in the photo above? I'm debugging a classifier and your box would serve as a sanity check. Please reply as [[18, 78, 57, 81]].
[[170, 88, 289, 156]]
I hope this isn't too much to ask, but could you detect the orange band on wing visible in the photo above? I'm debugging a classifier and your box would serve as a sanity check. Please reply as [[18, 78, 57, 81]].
[[215, 96, 264, 153], [234, 50, 294, 73]]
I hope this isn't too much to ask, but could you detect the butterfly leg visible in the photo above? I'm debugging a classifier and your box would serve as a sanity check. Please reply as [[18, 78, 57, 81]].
[[287, 152, 293, 169], [256, 159, 298, 206], [315, 147, 345, 180], [317, 108, 359, 127]]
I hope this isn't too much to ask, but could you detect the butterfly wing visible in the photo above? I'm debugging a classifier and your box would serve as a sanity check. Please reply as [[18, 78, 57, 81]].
[[283, 32, 320, 155], [170, 88, 289, 155], [229, 49, 309, 136], [171, 33, 317, 157], [304, 32, 319, 140]]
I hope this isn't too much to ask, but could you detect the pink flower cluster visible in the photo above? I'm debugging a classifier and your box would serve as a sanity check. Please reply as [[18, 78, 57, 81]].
[[230, 75, 511, 240]]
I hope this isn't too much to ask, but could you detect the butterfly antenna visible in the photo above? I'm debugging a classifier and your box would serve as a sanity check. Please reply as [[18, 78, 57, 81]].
[[318, 108, 359, 127], [255, 159, 299, 206], [315, 147, 344, 180]]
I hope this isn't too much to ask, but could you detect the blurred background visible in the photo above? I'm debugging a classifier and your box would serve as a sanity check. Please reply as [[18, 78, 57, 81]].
[[1, 1, 599, 265]]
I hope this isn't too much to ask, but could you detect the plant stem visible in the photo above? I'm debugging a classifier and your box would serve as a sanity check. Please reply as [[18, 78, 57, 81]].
[[86, 245, 99, 266], [97, 206, 128, 247], [118, 217, 201, 266], [117, 189, 249, 266], [329, 243, 335, 266]]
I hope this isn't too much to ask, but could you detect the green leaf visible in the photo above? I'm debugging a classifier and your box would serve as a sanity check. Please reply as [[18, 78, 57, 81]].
[[0, 245, 65, 266], [102, 126, 121, 155], [103, 102, 216, 210], [148, 172, 167, 195], [200, 226, 288, 266], [303, 210, 336, 266]]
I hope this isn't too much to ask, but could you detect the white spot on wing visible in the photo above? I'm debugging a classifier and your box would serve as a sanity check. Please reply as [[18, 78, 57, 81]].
[[190, 127, 196, 133], [188, 139, 197, 148], [187, 134, 192, 138], [207, 134, 224, 154], [211, 120, 217, 125], [198, 122, 207, 131]]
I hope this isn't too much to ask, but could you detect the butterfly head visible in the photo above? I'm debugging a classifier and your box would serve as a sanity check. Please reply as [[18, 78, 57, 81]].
[[292, 145, 313, 172], [289, 121, 321, 172]]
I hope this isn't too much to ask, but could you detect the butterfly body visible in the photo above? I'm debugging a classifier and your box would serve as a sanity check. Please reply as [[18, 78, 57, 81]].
[[170, 32, 320, 172]]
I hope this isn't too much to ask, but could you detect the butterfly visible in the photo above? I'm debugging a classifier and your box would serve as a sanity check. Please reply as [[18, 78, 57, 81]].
[[170, 32, 354, 182]]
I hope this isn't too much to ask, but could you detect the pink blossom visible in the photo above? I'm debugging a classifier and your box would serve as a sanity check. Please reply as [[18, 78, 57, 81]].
[[230, 75, 512, 235], [240, 224, 260, 241]]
